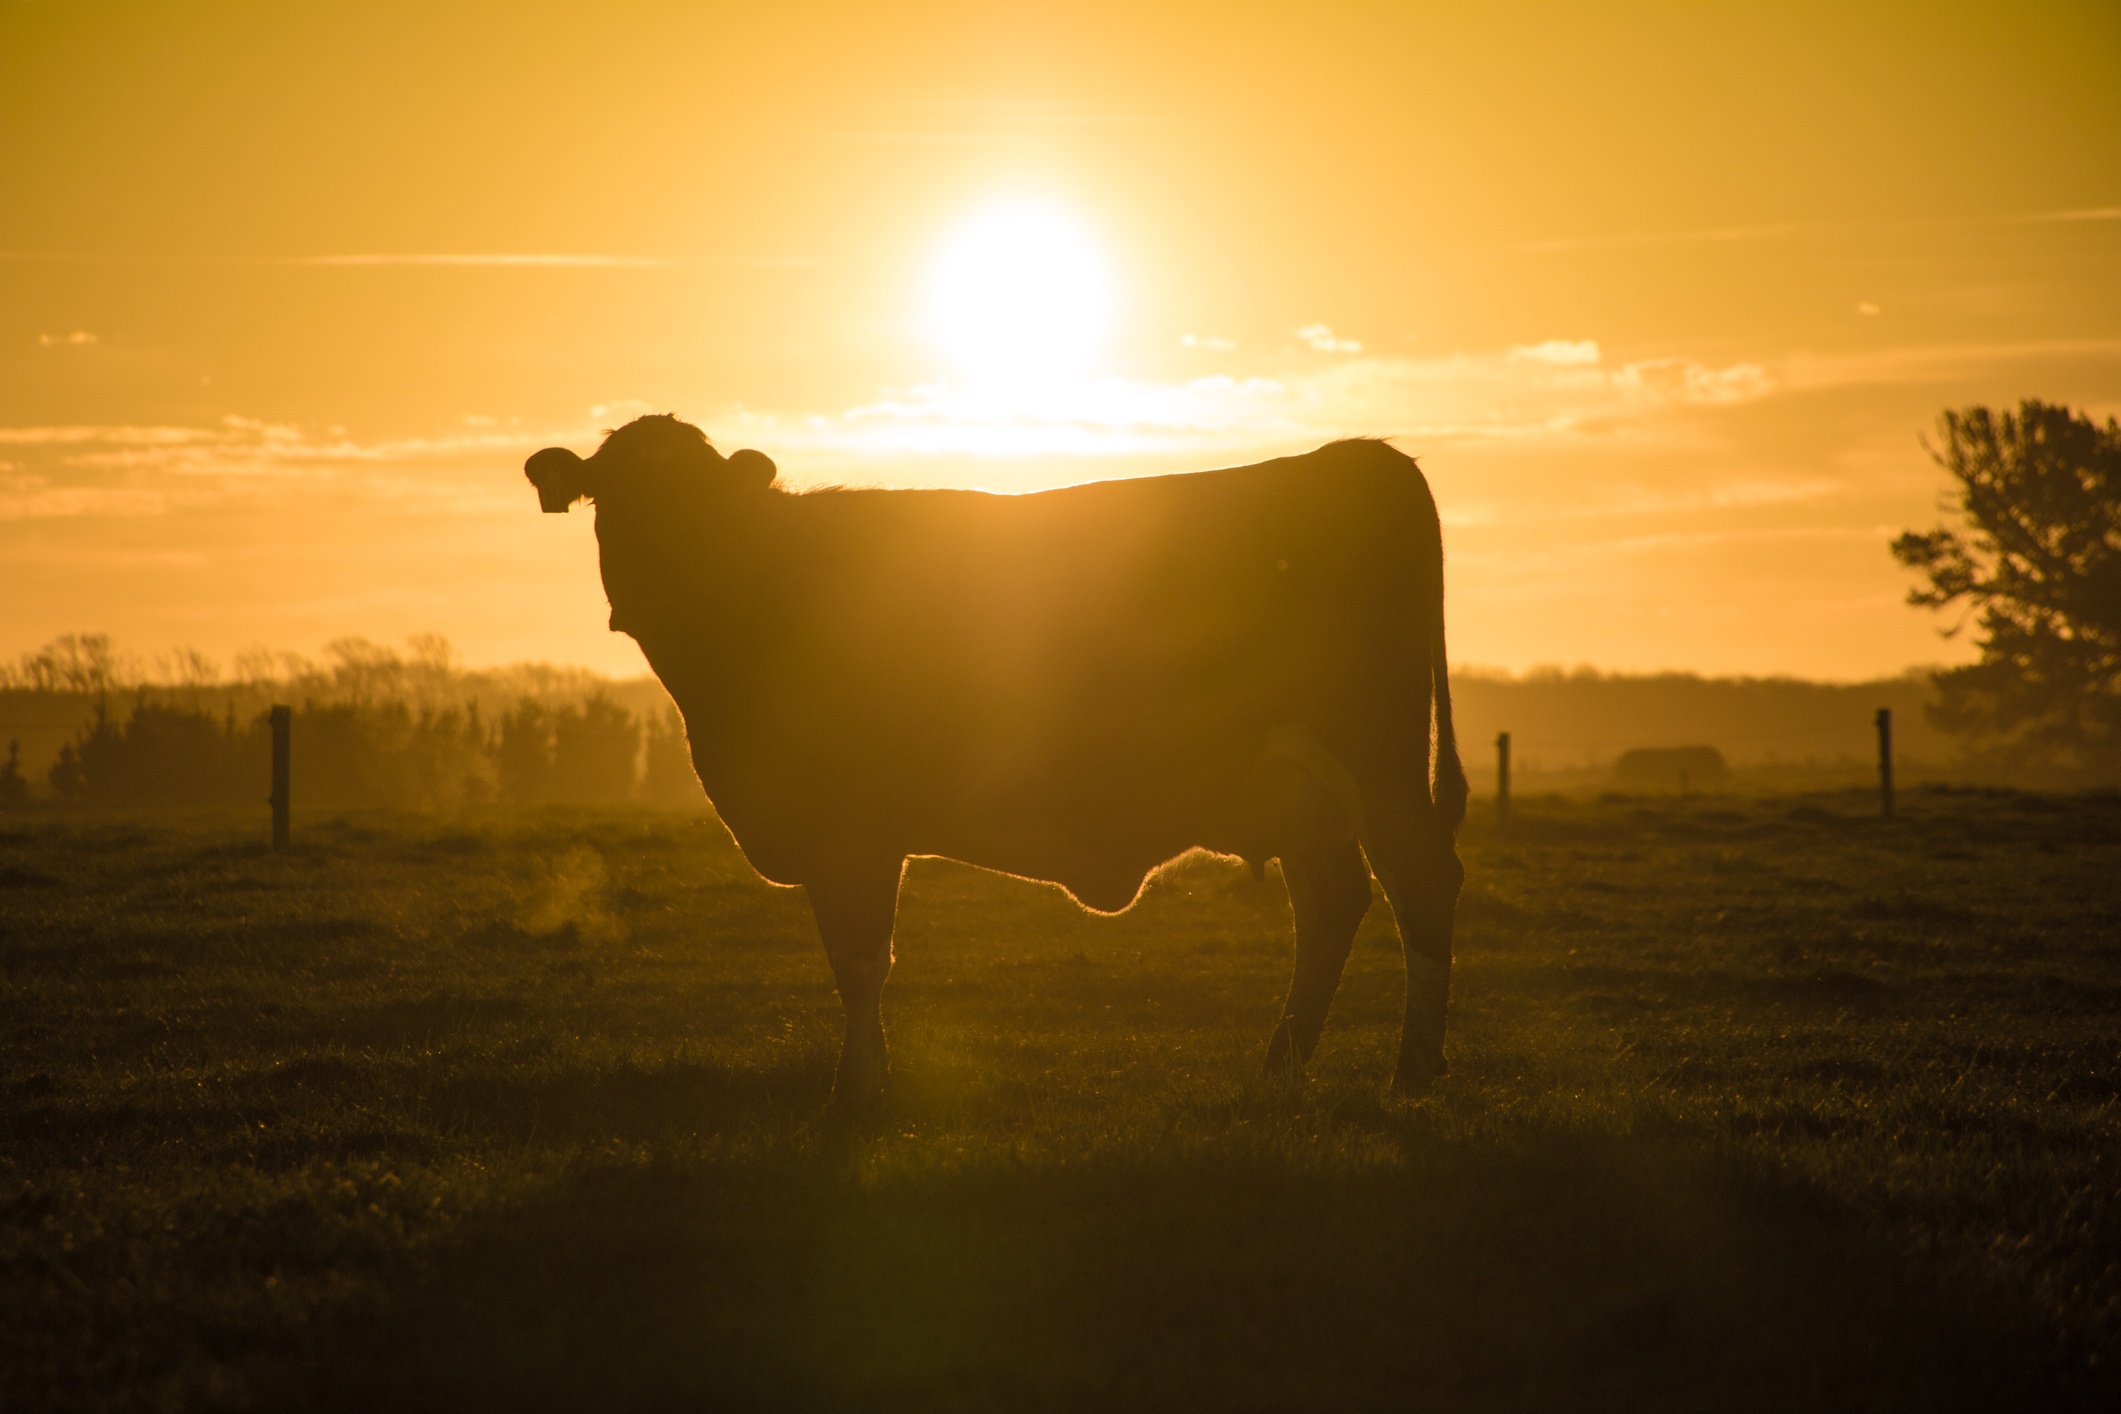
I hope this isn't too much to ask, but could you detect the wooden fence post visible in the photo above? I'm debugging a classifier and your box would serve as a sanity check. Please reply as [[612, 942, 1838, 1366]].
[[270, 705, 291, 851], [1874, 707, 1893, 819], [1496, 731, 1511, 824]]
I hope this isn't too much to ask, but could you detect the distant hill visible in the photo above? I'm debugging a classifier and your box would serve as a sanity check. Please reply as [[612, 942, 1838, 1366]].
[[1452, 668, 1952, 791]]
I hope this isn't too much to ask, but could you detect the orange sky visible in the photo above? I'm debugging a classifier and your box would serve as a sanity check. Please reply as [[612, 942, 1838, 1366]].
[[4, 1, 2118, 680]]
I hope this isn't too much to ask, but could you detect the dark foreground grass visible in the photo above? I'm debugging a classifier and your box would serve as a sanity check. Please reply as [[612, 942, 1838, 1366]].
[[2, 789, 2117, 1410]]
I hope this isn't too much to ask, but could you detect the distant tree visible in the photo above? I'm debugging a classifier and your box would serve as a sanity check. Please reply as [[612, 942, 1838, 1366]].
[[0, 739, 27, 808], [1, 632, 123, 692], [550, 694, 641, 804], [404, 701, 495, 810], [1892, 400, 2121, 775], [151, 646, 221, 688], [47, 699, 262, 804], [322, 636, 407, 704], [495, 699, 555, 806], [639, 706, 706, 807]]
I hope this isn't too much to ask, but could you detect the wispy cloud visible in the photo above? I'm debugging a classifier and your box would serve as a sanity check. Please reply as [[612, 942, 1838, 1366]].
[[0, 250, 693, 268], [724, 342, 1774, 474], [1508, 340, 1601, 366], [291, 253, 675, 268], [1296, 323, 1364, 354], [1521, 223, 1810, 254], [0, 425, 207, 447], [1998, 206, 2121, 225], [0, 416, 559, 521], [1777, 337, 2121, 391], [1521, 205, 2121, 254]]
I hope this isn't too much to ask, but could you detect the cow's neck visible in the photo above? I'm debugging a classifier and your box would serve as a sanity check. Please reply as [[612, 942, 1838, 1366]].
[[592, 490, 773, 746]]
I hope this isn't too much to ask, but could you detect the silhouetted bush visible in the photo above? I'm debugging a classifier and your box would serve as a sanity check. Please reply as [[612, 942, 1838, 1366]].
[[48, 699, 265, 805], [0, 740, 28, 810], [641, 707, 707, 806], [37, 692, 682, 812], [406, 703, 495, 810], [4, 633, 710, 812], [291, 702, 495, 810], [496, 699, 556, 806], [551, 694, 640, 804]]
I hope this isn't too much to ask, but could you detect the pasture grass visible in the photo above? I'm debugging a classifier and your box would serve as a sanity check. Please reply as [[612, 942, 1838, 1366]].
[[2, 788, 2117, 1410]]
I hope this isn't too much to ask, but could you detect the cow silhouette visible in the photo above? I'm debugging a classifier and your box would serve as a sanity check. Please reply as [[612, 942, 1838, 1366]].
[[528, 415, 1466, 1106]]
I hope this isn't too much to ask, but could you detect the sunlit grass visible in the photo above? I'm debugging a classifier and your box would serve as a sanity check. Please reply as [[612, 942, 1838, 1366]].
[[2, 790, 2117, 1409]]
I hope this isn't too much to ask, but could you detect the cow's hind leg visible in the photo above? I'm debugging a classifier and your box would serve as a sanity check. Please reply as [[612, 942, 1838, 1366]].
[[1363, 799, 1464, 1091], [804, 859, 905, 1110], [1264, 841, 1372, 1074]]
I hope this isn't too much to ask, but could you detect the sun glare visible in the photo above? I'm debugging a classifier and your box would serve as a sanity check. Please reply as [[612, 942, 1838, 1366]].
[[925, 199, 1113, 385]]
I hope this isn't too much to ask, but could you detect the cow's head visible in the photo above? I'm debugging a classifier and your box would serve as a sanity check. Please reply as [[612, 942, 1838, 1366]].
[[525, 413, 776, 513]]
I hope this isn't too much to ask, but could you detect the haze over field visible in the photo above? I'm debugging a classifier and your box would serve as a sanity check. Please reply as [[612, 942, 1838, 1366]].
[[4, 1, 2117, 679]]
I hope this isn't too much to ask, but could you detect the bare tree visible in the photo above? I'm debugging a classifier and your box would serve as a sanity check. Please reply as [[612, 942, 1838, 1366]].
[[152, 647, 221, 688], [1892, 400, 2121, 775], [1, 633, 124, 692]]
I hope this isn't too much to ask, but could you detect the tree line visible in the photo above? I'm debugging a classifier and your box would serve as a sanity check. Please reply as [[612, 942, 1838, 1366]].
[[0, 636, 705, 811], [23, 693, 702, 810]]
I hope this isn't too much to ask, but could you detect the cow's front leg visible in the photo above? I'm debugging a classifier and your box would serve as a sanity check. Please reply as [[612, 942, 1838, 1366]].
[[804, 858, 906, 1110], [1264, 841, 1372, 1074]]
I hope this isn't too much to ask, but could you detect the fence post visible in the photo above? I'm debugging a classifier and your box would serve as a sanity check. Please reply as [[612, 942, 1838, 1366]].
[[1496, 731, 1511, 824], [270, 705, 291, 851], [1874, 707, 1893, 819]]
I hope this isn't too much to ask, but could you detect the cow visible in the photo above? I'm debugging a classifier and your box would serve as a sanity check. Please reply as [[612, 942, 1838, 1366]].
[[526, 415, 1467, 1107]]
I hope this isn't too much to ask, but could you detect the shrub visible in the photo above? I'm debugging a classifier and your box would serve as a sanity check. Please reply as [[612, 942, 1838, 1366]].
[[551, 694, 641, 805], [48, 699, 265, 805], [640, 707, 706, 807]]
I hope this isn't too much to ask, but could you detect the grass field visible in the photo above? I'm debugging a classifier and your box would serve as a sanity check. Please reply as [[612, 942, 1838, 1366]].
[[3, 789, 2118, 1411]]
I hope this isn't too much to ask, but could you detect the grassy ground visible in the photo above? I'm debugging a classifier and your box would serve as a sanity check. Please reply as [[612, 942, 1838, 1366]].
[[2, 789, 2117, 1411]]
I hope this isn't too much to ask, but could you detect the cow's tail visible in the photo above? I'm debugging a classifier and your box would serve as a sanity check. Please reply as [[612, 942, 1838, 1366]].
[[1429, 544, 1468, 835]]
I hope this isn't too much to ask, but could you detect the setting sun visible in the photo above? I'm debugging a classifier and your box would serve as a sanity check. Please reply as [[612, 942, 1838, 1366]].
[[924, 198, 1114, 384]]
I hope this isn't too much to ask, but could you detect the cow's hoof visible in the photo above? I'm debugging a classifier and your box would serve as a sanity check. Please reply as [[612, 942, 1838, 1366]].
[[1262, 1019, 1303, 1076], [825, 1058, 887, 1123], [823, 1088, 885, 1133], [828, 1070, 885, 1101], [830, 1029, 888, 1106], [1389, 1053, 1447, 1094]]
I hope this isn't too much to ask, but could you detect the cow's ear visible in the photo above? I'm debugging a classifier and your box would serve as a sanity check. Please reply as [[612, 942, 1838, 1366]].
[[526, 447, 590, 513], [727, 448, 777, 491]]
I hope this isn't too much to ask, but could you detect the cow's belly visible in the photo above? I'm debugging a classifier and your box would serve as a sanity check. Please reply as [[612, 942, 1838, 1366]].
[[912, 721, 1367, 915], [927, 834, 1178, 915], [1054, 864, 1164, 915]]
